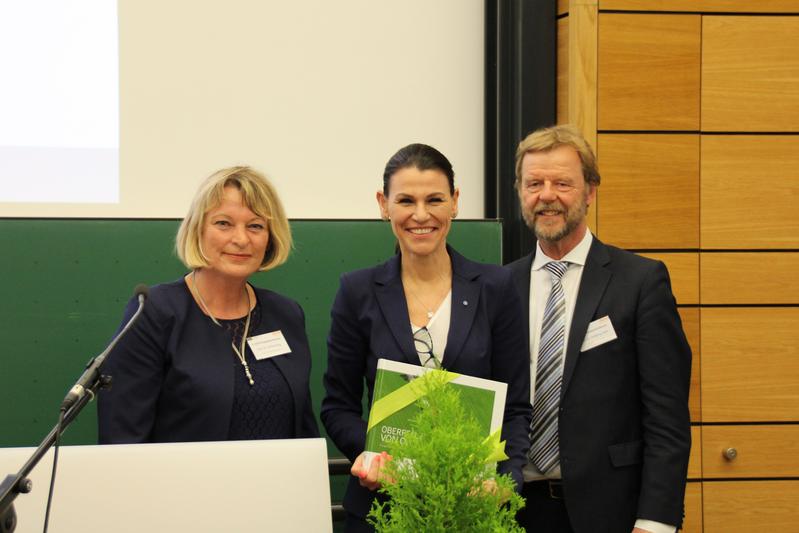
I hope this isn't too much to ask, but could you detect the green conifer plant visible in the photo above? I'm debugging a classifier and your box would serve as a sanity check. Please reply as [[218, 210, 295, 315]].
[[368, 370, 525, 532]]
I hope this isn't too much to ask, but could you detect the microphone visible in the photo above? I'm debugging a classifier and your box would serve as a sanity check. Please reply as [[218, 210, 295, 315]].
[[60, 284, 149, 411], [133, 284, 149, 301]]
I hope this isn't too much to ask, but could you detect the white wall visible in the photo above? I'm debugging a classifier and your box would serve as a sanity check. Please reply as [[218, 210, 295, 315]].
[[1, 0, 485, 219]]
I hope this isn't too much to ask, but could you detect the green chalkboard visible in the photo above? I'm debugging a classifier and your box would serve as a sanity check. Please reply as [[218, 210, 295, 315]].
[[0, 219, 501, 451]]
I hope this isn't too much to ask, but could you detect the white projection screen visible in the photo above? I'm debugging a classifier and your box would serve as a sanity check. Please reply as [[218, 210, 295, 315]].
[[0, 0, 484, 219], [0, 0, 119, 204]]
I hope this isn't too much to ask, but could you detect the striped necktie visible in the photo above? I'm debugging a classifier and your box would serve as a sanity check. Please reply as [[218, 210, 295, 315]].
[[528, 260, 569, 475]]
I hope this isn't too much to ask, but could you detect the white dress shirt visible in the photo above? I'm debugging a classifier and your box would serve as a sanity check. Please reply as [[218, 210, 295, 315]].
[[411, 290, 451, 367], [523, 228, 592, 482]]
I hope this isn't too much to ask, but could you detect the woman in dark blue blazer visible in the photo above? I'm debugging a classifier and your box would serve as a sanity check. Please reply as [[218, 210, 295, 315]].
[[321, 144, 531, 531], [98, 166, 319, 443]]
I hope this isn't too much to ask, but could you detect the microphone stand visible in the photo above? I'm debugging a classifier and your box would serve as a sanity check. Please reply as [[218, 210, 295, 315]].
[[0, 285, 147, 533], [0, 375, 110, 533]]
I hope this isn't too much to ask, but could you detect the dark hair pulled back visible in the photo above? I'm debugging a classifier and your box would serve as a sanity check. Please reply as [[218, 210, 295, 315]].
[[382, 143, 455, 195]]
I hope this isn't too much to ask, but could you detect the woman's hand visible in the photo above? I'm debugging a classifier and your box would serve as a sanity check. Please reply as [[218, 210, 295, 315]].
[[351, 451, 393, 491]]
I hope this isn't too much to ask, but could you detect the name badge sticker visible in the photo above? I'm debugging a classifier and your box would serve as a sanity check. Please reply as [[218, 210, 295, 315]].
[[580, 315, 618, 352], [248, 330, 292, 360]]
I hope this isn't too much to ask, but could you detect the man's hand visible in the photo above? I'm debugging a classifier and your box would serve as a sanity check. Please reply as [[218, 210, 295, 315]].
[[467, 479, 513, 502]]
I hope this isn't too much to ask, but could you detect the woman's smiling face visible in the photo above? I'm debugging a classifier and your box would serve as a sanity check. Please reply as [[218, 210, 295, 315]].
[[377, 166, 459, 258], [200, 185, 269, 279]]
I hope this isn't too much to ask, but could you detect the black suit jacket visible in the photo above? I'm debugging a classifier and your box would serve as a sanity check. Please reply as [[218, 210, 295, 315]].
[[98, 279, 319, 442], [507, 237, 691, 533], [321, 247, 531, 519]]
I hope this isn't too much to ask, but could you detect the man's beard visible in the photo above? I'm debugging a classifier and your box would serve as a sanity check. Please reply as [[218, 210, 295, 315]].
[[522, 197, 587, 243]]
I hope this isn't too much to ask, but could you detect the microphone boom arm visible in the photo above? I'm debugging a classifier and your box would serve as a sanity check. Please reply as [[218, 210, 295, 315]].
[[0, 285, 148, 533]]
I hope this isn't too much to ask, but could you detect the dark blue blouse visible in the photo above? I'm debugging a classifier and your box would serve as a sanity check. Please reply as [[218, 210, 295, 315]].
[[221, 307, 295, 440]]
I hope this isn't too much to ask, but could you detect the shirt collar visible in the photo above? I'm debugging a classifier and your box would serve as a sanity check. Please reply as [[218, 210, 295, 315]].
[[532, 227, 593, 271]]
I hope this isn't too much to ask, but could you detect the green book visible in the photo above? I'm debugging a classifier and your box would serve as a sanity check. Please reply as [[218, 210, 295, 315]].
[[363, 358, 507, 469]]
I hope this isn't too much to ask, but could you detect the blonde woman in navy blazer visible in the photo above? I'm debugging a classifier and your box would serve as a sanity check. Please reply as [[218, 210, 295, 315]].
[[321, 144, 531, 531], [98, 167, 318, 443]]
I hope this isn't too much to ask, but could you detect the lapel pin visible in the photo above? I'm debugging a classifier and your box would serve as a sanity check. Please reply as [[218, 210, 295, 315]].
[[462, 300, 468, 306]]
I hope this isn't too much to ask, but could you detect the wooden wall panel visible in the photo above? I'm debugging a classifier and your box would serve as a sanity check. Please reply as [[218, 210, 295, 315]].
[[682, 482, 703, 533], [558, 0, 568, 16], [701, 135, 799, 249], [678, 307, 701, 422], [567, 0, 598, 234], [568, 0, 597, 142], [597, 134, 699, 248], [557, 17, 569, 125], [598, 14, 700, 130], [638, 253, 699, 305], [701, 308, 799, 422], [702, 16, 799, 132], [576, 8, 799, 531], [700, 252, 799, 305], [688, 425, 702, 478], [704, 481, 799, 532], [702, 425, 799, 478], [600, 0, 799, 11]]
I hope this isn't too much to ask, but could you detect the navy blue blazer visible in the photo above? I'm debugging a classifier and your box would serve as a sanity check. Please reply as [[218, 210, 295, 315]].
[[97, 279, 319, 443], [507, 237, 691, 532], [321, 247, 531, 519]]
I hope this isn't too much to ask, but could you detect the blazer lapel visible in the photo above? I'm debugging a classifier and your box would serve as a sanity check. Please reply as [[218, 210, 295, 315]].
[[259, 313, 301, 431], [374, 256, 418, 364], [561, 239, 611, 398], [509, 252, 535, 339], [442, 249, 480, 369], [268, 347, 303, 431]]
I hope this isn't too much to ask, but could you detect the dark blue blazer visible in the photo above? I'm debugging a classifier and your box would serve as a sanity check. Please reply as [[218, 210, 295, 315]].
[[507, 237, 691, 532], [321, 247, 531, 519], [97, 279, 319, 443]]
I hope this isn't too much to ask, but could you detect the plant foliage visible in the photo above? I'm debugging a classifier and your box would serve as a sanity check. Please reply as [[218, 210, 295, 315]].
[[368, 370, 525, 532]]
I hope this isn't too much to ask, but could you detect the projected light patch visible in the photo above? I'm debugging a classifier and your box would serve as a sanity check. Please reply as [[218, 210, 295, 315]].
[[0, 0, 118, 203]]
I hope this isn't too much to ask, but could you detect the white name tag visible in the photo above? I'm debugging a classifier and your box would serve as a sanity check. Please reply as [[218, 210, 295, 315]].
[[580, 315, 618, 352], [247, 330, 292, 360]]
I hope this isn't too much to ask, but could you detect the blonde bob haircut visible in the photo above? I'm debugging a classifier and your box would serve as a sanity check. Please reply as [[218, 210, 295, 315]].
[[176, 166, 292, 272], [515, 124, 601, 188]]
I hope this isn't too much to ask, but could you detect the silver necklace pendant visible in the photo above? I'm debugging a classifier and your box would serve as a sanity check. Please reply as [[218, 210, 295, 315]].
[[191, 271, 254, 386], [243, 361, 255, 386]]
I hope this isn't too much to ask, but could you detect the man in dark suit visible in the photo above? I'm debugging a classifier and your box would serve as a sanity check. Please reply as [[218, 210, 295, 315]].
[[506, 125, 691, 533]]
